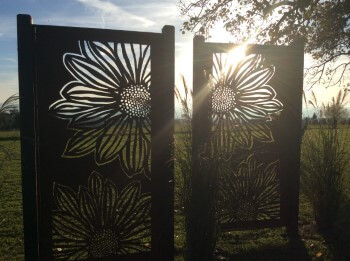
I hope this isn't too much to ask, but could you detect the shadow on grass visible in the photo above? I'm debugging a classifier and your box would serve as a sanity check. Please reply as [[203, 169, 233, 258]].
[[0, 137, 20, 141], [216, 230, 311, 261], [321, 198, 350, 261]]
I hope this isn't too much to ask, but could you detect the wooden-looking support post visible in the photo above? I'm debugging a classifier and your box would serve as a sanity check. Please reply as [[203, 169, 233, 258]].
[[17, 14, 39, 260], [151, 25, 175, 260], [286, 39, 304, 238], [192, 35, 212, 158]]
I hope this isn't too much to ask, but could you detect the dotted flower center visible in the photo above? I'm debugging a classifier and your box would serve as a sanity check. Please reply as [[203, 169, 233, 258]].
[[89, 229, 118, 258], [236, 200, 258, 221], [212, 85, 236, 113], [120, 84, 150, 118]]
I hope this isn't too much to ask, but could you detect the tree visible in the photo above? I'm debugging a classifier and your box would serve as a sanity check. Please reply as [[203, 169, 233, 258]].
[[179, 0, 350, 89], [311, 112, 317, 121]]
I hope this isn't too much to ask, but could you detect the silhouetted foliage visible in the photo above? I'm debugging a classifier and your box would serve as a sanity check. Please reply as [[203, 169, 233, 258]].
[[311, 112, 317, 121], [0, 94, 19, 130], [301, 90, 349, 234], [175, 76, 220, 260], [309, 89, 349, 126], [180, 0, 350, 89], [0, 110, 20, 130]]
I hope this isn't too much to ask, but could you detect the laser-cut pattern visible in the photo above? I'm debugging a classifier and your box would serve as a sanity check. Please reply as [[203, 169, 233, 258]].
[[211, 53, 283, 154], [50, 41, 151, 178], [219, 154, 280, 223], [52, 171, 151, 260]]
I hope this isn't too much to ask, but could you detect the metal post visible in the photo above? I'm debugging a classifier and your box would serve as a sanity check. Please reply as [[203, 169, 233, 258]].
[[192, 35, 211, 158], [286, 39, 304, 237], [17, 14, 39, 260], [151, 25, 175, 260]]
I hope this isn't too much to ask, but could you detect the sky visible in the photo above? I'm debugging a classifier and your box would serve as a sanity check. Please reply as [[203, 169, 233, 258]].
[[0, 0, 195, 106], [0, 0, 348, 116]]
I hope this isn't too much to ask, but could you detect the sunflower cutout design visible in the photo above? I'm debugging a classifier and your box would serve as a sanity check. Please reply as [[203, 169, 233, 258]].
[[52, 171, 151, 260], [219, 154, 280, 223], [50, 41, 151, 178], [211, 53, 283, 154]]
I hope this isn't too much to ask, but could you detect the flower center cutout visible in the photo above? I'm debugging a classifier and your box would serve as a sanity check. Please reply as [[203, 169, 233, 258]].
[[211, 54, 283, 151], [236, 200, 258, 221], [212, 85, 236, 114], [120, 84, 151, 118], [89, 229, 118, 258]]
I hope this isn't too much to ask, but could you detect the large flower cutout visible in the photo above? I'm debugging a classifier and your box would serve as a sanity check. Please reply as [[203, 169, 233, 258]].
[[50, 41, 151, 178], [219, 154, 280, 223], [52, 171, 151, 260], [211, 53, 283, 154]]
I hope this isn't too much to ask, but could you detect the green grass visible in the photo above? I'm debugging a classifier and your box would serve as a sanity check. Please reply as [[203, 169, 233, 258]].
[[0, 138, 24, 260], [1, 128, 350, 260]]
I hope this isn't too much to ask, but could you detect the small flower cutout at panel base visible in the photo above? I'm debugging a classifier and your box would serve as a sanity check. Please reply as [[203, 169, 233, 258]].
[[52, 171, 151, 260]]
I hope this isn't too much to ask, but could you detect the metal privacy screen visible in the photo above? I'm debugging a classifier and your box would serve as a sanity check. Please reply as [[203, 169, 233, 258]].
[[192, 36, 304, 234], [17, 15, 174, 260]]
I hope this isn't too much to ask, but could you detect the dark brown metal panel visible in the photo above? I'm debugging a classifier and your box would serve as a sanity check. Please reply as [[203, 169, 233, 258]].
[[17, 14, 39, 261], [221, 219, 284, 231], [151, 25, 175, 261], [35, 24, 161, 45], [35, 28, 155, 260], [263, 44, 304, 235], [193, 40, 304, 232], [204, 42, 294, 54], [19, 15, 174, 260]]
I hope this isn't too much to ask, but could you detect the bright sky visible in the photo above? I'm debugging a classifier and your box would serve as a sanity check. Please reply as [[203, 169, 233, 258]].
[[0, 0, 348, 116]]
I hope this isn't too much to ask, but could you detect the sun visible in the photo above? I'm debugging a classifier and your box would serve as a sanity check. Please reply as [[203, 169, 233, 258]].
[[226, 44, 247, 67], [217, 44, 247, 77]]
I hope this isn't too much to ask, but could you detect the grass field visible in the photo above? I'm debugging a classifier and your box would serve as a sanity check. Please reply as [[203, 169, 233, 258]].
[[0, 128, 349, 260], [0, 133, 24, 260]]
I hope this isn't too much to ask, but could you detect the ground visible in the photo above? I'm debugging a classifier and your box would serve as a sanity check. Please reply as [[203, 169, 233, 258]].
[[0, 129, 349, 260]]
